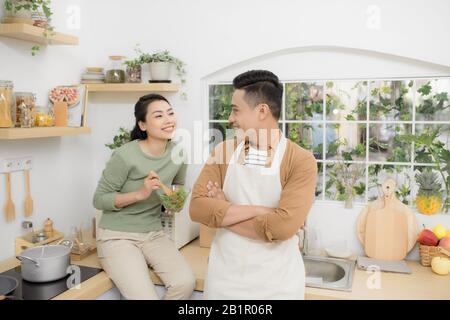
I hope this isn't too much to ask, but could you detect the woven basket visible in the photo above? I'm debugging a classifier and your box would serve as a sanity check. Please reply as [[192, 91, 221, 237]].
[[419, 245, 450, 267]]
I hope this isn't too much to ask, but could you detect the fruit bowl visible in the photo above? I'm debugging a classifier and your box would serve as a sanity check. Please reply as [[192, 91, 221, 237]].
[[159, 185, 190, 214], [418, 225, 450, 266]]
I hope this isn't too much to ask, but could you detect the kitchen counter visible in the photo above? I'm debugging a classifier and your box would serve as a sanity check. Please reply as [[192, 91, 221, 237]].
[[1, 238, 449, 300], [0, 238, 209, 300]]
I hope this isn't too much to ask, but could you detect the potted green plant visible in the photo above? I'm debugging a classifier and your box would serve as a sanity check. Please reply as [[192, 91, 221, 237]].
[[138, 49, 186, 84], [4, 0, 52, 24], [4, 0, 54, 55]]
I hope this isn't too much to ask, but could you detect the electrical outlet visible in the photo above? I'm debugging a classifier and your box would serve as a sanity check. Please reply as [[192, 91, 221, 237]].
[[0, 157, 33, 173]]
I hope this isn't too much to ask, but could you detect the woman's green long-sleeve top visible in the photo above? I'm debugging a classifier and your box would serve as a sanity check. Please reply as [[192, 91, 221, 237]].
[[93, 140, 187, 233]]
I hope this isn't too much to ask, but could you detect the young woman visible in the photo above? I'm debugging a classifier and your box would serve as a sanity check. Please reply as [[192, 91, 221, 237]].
[[93, 94, 195, 300]]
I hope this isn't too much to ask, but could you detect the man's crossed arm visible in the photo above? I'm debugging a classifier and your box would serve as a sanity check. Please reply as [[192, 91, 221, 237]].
[[205, 180, 271, 240]]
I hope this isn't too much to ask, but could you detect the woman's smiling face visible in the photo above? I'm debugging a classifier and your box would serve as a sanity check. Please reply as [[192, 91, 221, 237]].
[[138, 99, 177, 140]]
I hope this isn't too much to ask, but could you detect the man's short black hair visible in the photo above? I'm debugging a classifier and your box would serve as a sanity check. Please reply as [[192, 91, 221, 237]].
[[232, 70, 283, 120]]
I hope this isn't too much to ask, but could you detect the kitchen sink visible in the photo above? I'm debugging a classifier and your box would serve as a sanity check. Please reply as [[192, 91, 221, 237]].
[[303, 256, 355, 292]]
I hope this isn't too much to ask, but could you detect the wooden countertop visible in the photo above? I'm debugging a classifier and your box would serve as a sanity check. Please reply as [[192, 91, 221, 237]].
[[1, 238, 449, 300]]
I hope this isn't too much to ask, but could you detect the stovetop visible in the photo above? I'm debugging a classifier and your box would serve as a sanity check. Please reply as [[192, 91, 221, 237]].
[[1, 265, 102, 300]]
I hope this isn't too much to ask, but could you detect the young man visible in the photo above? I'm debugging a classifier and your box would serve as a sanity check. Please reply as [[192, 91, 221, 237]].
[[189, 70, 317, 299]]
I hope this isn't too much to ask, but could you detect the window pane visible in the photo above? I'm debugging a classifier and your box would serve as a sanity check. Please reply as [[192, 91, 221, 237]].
[[326, 81, 368, 121], [325, 163, 366, 202], [414, 124, 450, 164], [415, 79, 450, 121], [368, 123, 412, 162], [325, 123, 366, 161], [285, 82, 323, 120], [369, 80, 414, 121], [209, 84, 234, 120], [368, 165, 412, 204], [286, 122, 323, 159]]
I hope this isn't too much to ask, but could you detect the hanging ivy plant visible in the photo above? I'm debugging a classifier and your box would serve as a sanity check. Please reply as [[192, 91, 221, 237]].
[[105, 127, 131, 150]]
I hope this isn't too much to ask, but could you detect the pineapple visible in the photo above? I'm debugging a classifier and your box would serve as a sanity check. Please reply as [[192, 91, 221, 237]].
[[415, 170, 443, 215]]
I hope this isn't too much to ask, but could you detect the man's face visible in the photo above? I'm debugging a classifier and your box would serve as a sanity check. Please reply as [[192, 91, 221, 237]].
[[228, 89, 260, 135]]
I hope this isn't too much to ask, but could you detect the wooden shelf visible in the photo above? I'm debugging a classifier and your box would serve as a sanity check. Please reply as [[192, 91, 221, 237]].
[[0, 127, 91, 140], [0, 23, 78, 45], [85, 83, 180, 92]]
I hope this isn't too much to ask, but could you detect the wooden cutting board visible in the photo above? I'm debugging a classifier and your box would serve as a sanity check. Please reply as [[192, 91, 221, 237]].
[[357, 205, 418, 254], [356, 179, 418, 261]]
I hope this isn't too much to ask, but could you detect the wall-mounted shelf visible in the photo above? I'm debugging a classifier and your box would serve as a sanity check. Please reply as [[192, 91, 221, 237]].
[[84, 83, 180, 92], [81, 83, 180, 127], [0, 23, 78, 45], [0, 127, 91, 140]]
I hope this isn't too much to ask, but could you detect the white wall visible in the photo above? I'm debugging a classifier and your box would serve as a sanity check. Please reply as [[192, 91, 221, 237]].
[[1, 0, 450, 261]]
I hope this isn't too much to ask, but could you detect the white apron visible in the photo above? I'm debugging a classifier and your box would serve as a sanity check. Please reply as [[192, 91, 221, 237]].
[[204, 137, 305, 300]]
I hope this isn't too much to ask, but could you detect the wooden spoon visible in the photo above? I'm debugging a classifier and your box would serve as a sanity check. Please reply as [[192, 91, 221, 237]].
[[159, 181, 173, 196], [23, 169, 33, 217], [4, 172, 15, 222], [149, 175, 173, 196]]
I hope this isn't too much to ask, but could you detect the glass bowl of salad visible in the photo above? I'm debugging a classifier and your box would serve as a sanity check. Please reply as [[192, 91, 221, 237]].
[[159, 185, 191, 214]]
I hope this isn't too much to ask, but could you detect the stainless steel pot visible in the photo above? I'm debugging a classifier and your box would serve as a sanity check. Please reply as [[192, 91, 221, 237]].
[[16, 240, 73, 283]]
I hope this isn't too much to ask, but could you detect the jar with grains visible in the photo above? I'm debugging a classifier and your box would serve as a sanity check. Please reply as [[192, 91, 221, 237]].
[[105, 56, 126, 83], [15, 92, 36, 127], [126, 65, 142, 83], [19, 101, 33, 128], [0, 80, 14, 128]]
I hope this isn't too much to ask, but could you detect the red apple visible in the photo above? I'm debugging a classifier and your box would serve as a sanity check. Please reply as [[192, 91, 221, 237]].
[[439, 237, 450, 250], [418, 229, 439, 246]]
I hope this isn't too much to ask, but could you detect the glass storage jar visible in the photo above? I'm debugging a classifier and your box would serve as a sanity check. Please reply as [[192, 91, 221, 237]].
[[34, 105, 54, 127], [105, 56, 126, 83], [19, 101, 33, 128], [15, 92, 36, 127], [0, 80, 14, 128], [126, 64, 142, 83]]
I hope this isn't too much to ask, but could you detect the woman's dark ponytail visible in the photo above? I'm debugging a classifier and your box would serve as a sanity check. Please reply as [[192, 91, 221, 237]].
[[130, 94, 170, 141], [130, 123, 147, 141]]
